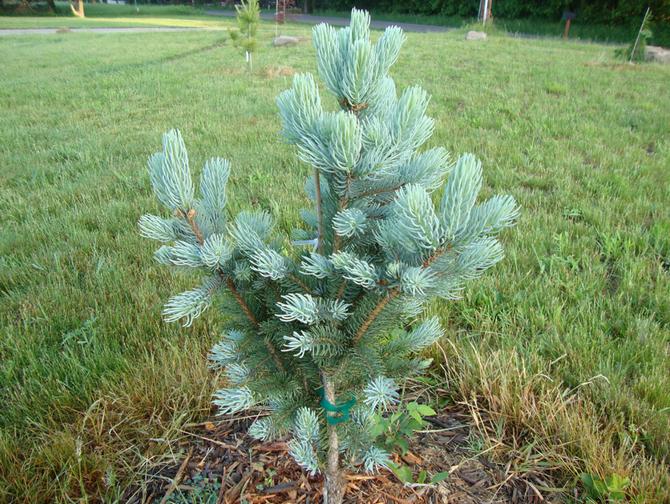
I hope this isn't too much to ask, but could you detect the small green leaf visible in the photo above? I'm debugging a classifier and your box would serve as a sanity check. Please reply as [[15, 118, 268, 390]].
[[609, 490, 626, 501], [394, 437, 409, 454], [594, 479, 607, 494], [405, 417, 424, 431], [606, 473, 629, 492], [417, 470, 427, 484], [409, 409, 422, 423], [391, 464, 414, 483], [416, 404, 436, 416], [431, 471, 449, 484], [369, 422, 385, 438]]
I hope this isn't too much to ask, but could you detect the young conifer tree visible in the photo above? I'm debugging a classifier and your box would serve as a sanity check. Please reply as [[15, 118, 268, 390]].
[[229, 0, 260, 72], [139, 9, 518, 503]]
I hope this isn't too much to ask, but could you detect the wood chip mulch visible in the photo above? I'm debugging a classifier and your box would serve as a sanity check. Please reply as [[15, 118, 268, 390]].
[[126, 407, 553, 503]]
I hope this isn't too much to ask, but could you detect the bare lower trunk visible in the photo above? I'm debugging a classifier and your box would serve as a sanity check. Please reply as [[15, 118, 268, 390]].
[[322, 376, 345, 504], [70, 0, 85, 17]]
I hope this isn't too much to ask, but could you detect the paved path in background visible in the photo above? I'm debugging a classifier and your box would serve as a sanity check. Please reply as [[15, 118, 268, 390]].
[[206, 10, 450, 33], [0, 27, 207, 36]]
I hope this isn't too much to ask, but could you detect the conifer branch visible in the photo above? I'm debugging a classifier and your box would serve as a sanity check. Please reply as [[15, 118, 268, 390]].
[[422, 245, 450, 268], [333, 230, 342, 254], [264, 339, 289, 374], [180, 207, 271, 341], [314, 169, 324, 254], [333, 175, 353, 253], [353, 288, 400, 345], [223, 276, 287, 373], [289, 273, 313, 295], [182, 208, 205, 245], [335, 279, 347, 300], [354, 182, 405, 199], [224, 276, 258, 326]]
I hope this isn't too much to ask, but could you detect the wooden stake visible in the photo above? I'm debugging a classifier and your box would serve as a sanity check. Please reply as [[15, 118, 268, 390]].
[[563, 18, 571, 39]]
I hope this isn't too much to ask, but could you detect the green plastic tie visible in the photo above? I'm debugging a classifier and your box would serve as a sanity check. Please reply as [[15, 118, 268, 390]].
[[317, 387, 356, 425]]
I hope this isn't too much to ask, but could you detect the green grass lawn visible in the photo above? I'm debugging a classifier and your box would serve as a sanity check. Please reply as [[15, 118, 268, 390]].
[[0, 17, 669, 503]]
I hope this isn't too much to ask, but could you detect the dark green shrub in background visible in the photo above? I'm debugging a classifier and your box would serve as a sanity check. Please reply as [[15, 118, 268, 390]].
[[314, 0, 670, 46]]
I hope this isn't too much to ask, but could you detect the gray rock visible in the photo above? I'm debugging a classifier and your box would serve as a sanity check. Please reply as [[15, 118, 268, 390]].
[[646, 45, 670, 64], [273, 35, 302, 47], [465, 30, 487, 41]]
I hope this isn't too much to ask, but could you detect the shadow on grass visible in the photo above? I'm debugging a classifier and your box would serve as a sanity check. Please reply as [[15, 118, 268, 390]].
[[89, 39, 227, 76]]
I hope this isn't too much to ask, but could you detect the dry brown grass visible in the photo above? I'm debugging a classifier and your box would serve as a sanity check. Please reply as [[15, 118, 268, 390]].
[[0, 337, 217, 503], [262, 64, 296, 79], [430, 340, 670, 502]]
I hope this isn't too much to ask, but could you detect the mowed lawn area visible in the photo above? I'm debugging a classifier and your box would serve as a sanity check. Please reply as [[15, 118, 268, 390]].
[[1, 15, 669, 502]]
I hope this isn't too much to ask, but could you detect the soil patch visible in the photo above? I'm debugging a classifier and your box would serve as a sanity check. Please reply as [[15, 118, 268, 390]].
[[127, 407, 553, 503]]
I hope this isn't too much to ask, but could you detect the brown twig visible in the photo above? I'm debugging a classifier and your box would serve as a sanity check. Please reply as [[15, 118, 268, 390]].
[[264, 338, 288, 374], [422, 248, 445, 268], [339, 97, 368, 113], [216, 466, 227, 504], [224, 470, 251, 503], [178, 207, 260, 328], [260, 481, 298, 495], [159, 447, 193, 504], [177, 429, 239, 451], [182, 208, 291, 374], [333, 233, 342, 254], [350, 248, 446, 345]]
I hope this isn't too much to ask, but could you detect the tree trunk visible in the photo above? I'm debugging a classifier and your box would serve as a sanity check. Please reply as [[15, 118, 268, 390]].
[[322, 376, 345, 504], [478, 0, 492, 22], [70, 0, 85, 17]]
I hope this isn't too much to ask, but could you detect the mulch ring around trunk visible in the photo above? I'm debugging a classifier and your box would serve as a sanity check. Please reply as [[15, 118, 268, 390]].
[[128, 407, 550, 503]]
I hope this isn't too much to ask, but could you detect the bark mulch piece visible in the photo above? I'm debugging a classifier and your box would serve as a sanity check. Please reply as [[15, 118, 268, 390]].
[[128, 407, 553, 503]]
